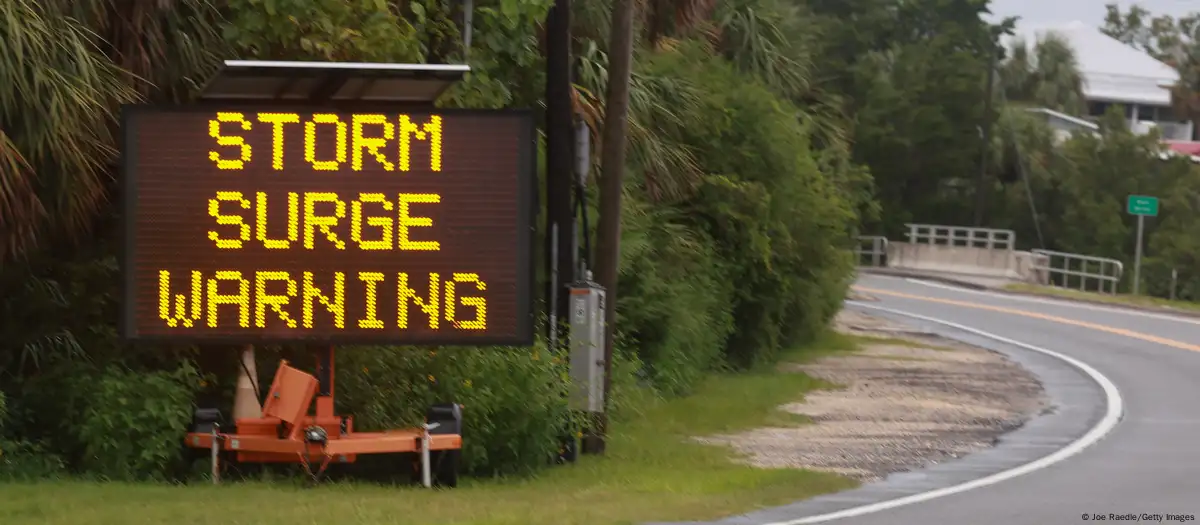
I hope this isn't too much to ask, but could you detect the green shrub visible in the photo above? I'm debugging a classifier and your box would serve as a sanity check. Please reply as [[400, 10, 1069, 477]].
[[0, 439, 67, 481], [615, 195, 734, 395], [635, 45, 858, 367], [75, 361, 203, 480], [605, 335, 656, 423], [0, 391, 67, 480], [335, 341, 576, 477]]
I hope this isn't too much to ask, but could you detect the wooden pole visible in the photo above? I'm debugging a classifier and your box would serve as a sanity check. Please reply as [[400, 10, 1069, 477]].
[[545, 0, 577, 344], [586, 0, 635, 455]]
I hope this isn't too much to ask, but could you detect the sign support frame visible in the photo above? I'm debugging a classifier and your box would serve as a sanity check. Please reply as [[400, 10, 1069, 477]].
[[1134, 213, 1145, 296], [1126, 194, 1159, 296]]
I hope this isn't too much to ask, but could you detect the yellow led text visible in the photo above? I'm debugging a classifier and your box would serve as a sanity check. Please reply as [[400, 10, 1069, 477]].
[[156, 270, 486, 330], [206, 112, 443, 172], [207, 191, 439, 251], [208, 112, 253, 170]]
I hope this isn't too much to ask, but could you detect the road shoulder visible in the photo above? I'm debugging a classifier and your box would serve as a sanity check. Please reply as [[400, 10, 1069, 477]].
[[695, 309, 1046, 482], [645, 303, 1109, 525]]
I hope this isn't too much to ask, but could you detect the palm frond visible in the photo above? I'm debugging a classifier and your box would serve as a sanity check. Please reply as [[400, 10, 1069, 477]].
[[575, 44, 704, 202], [63, 0, 224, 101], [711, 0, 816, 99], [643, 0, 719, 48], [0, 131, 44, 260], [0, 0, 138, 262]]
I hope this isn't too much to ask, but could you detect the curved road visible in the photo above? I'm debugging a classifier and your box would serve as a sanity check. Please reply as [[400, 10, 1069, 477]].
[[835, 274, 1200, 524]]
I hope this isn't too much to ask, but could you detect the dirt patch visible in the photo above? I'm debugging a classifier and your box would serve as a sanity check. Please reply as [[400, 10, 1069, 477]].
[[695, 309, 1048, 482]]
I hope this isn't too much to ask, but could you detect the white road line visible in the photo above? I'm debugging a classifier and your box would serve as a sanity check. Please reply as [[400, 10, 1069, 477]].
[[895, 277, 1200, 326], [761, 302, 1124, 525]]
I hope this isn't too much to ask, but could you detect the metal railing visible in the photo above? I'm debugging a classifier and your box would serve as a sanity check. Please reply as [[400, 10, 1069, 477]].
[[904, 224, 1015, 251], [1030, 249, 1124, 295], [855, 236, 888, 267]]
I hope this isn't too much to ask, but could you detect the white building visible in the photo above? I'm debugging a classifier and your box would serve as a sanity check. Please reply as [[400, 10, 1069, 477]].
[[1022, 106, 1199, 163], [1012, 21, 1197, 142]]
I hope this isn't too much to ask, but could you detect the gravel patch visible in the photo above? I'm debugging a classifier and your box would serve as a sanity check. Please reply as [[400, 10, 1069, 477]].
[[694, 309, 1048, 482]]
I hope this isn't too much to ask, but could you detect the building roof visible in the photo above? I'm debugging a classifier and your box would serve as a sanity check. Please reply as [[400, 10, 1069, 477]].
[[1007, 21, 1180, 106]]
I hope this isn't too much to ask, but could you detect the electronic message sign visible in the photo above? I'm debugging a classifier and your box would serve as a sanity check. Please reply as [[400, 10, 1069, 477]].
[[120, 106, 535, 345]]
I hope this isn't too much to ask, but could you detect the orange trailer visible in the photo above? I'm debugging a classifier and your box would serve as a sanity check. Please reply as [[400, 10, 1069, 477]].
[[183, 348, 463, 487]]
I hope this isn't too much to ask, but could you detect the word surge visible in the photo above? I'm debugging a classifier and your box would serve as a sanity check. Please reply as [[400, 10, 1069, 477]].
[[208, 191, 441, 251]]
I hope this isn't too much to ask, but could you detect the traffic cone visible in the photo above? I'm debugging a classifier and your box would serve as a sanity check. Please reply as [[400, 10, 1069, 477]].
[[232, 345, 262, 420]]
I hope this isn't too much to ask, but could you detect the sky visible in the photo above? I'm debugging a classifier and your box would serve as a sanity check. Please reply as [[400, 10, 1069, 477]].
[[988, 0, 1197, 29]]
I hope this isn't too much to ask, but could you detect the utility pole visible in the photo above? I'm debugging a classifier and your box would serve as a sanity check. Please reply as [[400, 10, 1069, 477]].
[[975, 41, 998, 227], [545, 0, 576, 346], [588, 0, 635, 455]]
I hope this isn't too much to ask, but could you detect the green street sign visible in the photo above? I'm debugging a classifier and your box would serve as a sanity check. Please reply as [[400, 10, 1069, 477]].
[[1127, 195, 1159, 217]]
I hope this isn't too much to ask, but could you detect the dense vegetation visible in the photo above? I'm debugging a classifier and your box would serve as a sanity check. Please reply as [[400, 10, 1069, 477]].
[[1, 0, 1198, 482], [982, 2, 1200, 298]]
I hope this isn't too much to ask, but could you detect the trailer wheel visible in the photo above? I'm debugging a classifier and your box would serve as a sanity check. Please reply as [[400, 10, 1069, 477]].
[[175, 406, 227, 483], [429, 449, 461, 488]]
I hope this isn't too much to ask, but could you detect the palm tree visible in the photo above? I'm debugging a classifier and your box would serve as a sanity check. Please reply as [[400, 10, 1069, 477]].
[[0, 0, 222, 378], [1000, 32, 1088, 115], [643, 0, 719, 49], [572, 0, 719, 50], [572, 0, 837, 202]]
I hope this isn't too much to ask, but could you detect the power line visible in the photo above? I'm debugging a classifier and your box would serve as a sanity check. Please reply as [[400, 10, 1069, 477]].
[[994, 63, 1047, 250]]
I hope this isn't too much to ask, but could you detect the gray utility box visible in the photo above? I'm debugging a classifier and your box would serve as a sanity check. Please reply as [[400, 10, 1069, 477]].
[[567, 276, 606, 413]]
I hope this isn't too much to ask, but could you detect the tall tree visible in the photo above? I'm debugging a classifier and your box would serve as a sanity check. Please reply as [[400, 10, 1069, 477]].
[[1101, 3, 1197, 64], [590, 0, 635, 454], [808, 0, 1007, 231], [1175, 39, 1200, 126], [1102, 3, 1200, 133]]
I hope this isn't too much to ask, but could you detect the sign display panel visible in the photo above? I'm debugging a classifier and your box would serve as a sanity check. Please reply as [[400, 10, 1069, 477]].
[[121, 106, 535, 345], [1127, 195, 1159, 217]]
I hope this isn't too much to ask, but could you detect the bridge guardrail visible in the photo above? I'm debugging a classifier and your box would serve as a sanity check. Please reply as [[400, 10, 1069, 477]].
[[1030, 249, 1123, 295], [904, 223, 1015, 251]]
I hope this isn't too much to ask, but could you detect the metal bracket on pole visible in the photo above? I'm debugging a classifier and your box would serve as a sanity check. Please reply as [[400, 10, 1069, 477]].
[[462, 0, 474, 61], [1171, 268, 1178, 301], [550, 223, 560, 350], [420, 421, 440, 488], [210, 424, 221, 485]]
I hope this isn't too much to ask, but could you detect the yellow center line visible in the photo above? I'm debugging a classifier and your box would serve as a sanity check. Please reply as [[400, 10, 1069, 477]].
[[853, 285, 1200, 353]]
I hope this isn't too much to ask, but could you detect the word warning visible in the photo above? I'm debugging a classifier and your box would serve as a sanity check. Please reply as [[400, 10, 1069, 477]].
[[120, 107, 535, 344]]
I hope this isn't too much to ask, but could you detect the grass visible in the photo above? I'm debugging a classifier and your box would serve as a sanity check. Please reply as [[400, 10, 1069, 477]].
[[0, 334, 861, 525], [1004, 283, 1200, 313]]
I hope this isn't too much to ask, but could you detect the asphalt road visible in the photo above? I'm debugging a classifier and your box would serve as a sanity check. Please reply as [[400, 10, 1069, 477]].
[[831, 275, 1200, 524]]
